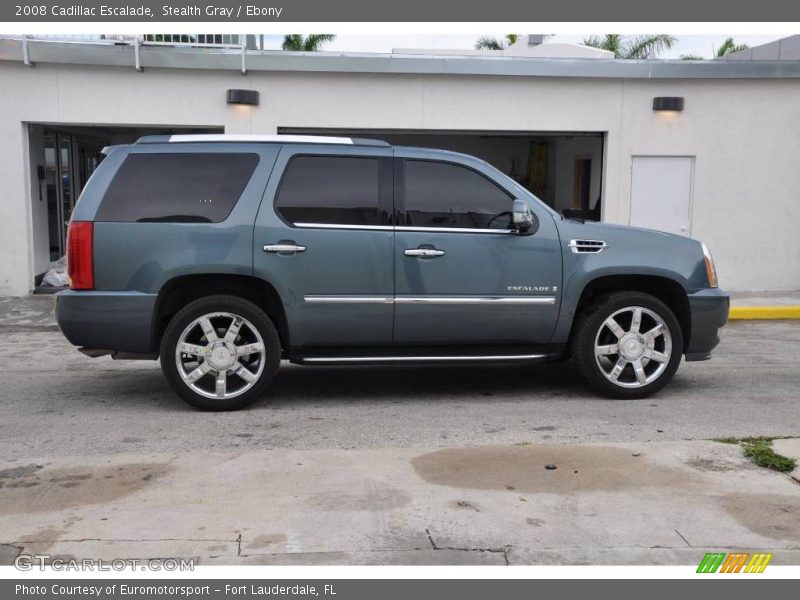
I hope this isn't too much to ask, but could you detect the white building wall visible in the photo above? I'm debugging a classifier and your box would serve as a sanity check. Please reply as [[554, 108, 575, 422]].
[[617, 78, 800, 292], [0, 60, 798, 294]]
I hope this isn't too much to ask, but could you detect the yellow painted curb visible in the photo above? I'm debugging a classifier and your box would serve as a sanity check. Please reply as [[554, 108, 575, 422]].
[[729, 306, 800, 320]]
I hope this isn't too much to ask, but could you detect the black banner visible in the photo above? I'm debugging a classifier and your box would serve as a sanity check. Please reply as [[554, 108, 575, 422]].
[[4, 0, 800, 22], [5, 579, 800, 600]]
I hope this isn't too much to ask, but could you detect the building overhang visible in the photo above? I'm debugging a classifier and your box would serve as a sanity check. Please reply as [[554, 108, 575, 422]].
[[2, 38, 800, 80]]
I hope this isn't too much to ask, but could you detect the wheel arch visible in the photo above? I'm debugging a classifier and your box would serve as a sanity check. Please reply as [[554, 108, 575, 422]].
[[570, 274, 691, 353], [151, 274, 289, 353]]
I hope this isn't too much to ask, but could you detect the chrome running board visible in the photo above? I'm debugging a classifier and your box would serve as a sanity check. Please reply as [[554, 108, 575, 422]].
[[295, 353, 548, 365]]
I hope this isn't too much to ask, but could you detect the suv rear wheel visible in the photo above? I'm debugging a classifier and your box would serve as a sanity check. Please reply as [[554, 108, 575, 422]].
[[571, 291, 683, 399], [160, 295, 280, 411]]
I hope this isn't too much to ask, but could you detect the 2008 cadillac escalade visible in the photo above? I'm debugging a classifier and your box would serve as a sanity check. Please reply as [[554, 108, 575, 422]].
[[55, 135, 729, 410]]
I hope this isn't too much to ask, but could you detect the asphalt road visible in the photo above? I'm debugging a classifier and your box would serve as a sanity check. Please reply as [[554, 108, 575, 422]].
[[1, 297, 798, 456]]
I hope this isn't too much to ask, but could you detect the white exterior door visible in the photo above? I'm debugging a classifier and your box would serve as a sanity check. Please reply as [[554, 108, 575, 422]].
[[630, 156, 693, 236]]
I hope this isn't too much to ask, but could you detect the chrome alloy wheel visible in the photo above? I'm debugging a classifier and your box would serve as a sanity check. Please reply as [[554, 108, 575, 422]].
[[175, 312, 266, 400], [593, 306, 672, 389]]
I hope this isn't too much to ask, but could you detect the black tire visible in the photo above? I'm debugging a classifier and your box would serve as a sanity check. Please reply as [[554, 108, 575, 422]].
[[570, 291, 683, 399], [160, 295, 280, 411]]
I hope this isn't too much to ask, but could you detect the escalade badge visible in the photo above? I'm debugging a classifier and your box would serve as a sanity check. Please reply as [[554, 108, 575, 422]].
[[507, 285, 557, 292]]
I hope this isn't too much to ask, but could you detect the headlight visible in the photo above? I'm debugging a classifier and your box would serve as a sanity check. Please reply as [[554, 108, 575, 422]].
[[701, 242, 718, 288]]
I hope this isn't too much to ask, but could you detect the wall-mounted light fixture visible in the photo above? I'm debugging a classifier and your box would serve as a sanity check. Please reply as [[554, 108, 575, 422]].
[[652, 96, 684, 112], [227, 89, 259, 106]]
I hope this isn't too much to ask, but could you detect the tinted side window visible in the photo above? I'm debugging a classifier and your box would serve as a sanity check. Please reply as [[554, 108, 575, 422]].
[[403, 160, 513, 229], [276, 156, 381, 225], [96, 153, 259, 223]]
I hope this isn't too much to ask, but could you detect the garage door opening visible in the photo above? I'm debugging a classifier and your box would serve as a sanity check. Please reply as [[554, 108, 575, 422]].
[[28, 123, 223, 291], [279, 128, 605, 220]]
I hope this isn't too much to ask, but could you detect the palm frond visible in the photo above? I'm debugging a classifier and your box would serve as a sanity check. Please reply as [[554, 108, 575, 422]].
[[475, 36, 505, 50], [622, 34, 676, 59], [715, 37, 748, 57], [303, 34, 336, 51], [282, 34, 335, 52], [583, 34, 623, 56]]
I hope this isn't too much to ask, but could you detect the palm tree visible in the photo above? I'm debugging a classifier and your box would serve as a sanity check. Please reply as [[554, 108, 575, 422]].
[[715, 37, 748, 57], [281, 34, 336, 52], [475, 34, 518, 50], [681, 38, 749, 61], [583, 34, 676, 59]]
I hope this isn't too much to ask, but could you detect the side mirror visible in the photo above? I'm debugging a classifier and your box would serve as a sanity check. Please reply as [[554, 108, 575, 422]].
[[512, 199, 534, 233]]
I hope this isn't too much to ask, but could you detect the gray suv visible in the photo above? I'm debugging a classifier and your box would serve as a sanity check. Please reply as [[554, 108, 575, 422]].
[[55, 135, 729, 410]]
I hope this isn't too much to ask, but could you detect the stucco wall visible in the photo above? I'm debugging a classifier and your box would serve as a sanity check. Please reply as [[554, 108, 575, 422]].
[[0, 60, 798, 293]]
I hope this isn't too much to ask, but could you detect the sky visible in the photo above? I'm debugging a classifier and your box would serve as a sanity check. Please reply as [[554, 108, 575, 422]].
[[262, 34, 788, 59]]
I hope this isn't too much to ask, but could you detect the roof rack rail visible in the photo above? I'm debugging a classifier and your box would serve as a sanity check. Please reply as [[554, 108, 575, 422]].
[[134, 134, 390, 147]]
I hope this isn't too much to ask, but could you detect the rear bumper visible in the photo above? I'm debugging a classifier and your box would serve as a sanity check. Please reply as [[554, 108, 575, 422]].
[[55, 290, 157, 354], [685, 287, 730, 361]]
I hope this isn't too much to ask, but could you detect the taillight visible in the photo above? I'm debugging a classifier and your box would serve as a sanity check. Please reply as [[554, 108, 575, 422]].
[[67, 221, 94, 290]]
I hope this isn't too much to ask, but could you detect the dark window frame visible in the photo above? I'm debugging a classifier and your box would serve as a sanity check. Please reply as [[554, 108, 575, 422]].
[[394, 157, 516, 231], [273, 153, 393, 229], [95, 151, 260, 224]]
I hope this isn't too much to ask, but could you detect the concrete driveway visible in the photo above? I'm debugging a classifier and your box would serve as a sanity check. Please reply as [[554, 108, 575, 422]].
[[0, 296, 798, 565]]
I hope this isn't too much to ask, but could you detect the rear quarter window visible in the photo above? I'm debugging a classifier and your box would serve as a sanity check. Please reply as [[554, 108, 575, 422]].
[[95, 152, 259, 223]]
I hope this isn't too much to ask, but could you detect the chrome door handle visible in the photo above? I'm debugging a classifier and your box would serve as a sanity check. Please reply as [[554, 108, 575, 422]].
[[263, 243, 307, 254], [404, 248, 446, 258]]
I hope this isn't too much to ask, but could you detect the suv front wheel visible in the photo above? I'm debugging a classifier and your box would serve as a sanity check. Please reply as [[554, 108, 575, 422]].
[[571, 291, 683, 399], [160, 295, 281, 411]]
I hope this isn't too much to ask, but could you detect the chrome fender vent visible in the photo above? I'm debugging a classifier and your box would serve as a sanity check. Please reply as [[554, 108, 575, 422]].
[[568, 239, 608, 254]]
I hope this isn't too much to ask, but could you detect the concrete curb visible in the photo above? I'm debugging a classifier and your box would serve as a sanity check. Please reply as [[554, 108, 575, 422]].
[[729, 306, 800, 320]]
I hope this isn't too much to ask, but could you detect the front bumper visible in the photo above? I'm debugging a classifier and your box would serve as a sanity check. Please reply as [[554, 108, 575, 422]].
[[685, 287, 730, 361], [55, 290, 157, 355]]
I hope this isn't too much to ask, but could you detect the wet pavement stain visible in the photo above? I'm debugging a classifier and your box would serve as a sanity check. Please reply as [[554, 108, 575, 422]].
[[16, 527, 66, 553], [685, 457, 744, 472], [411, 445, 699, 493], [247, 533, 288, 549], [0, 464, 45, 482], [450, 500, 480, 512], [723, 493, 800, 542], [0, 463, 172, 514]]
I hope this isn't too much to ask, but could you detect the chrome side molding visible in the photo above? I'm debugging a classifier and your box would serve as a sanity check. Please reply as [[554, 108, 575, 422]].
[[395, 296, 555, 305], [304, 295, 556, 305], [304, 296, 394, 304]]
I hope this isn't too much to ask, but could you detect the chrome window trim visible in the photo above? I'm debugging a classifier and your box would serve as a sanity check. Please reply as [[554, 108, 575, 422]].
[[395, 226, 515, 234], [294, 222, 393, 231], [301, 353, 547, 363], [293, 222, 515, 234], [304, 295, 556, 305]]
